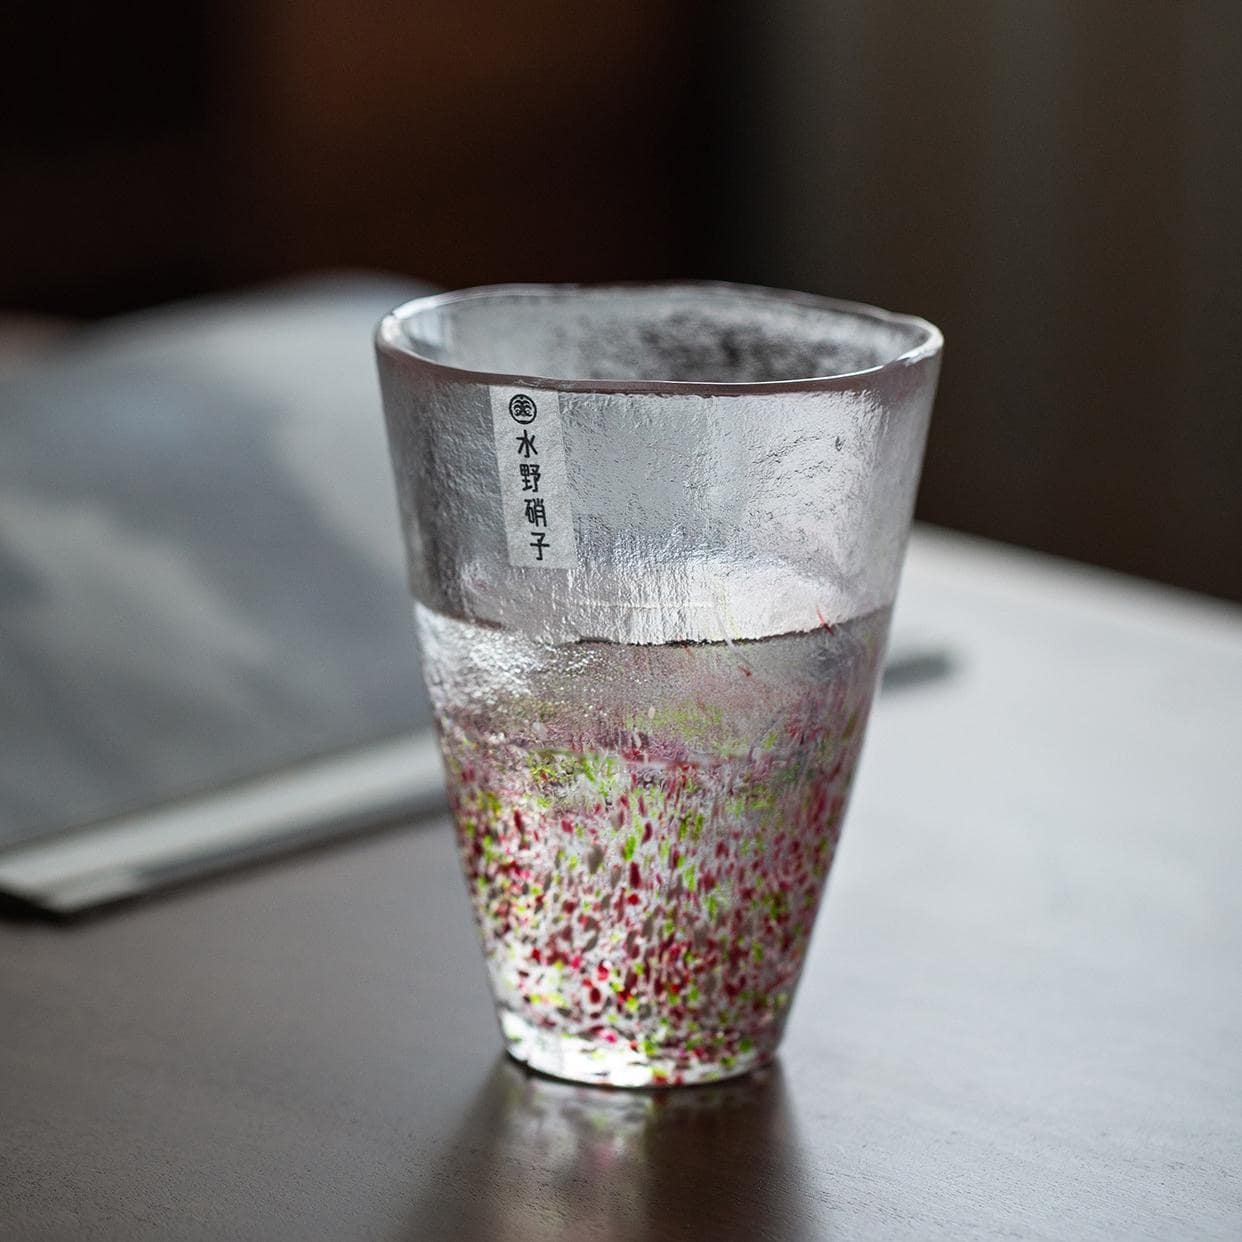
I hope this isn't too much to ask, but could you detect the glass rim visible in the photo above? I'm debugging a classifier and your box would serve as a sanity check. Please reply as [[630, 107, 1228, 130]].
[[376, 280, 943, 395]]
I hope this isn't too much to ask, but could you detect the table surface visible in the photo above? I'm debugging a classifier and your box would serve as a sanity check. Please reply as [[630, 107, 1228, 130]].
[[3, 528, 1241, 1242]]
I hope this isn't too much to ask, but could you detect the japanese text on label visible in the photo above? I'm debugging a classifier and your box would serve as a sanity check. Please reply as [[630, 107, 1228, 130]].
[[489, 388, 575, 569]]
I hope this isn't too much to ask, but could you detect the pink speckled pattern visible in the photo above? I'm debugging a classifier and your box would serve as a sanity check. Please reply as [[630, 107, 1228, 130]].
[[418, 605, 888, 1085]]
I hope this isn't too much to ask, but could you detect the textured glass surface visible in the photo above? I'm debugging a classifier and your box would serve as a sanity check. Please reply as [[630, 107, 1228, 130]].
[[377, 283, 941, 1085]]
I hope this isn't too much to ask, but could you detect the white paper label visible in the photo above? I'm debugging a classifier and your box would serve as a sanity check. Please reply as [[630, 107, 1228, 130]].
[[489, 387, 576, 569]]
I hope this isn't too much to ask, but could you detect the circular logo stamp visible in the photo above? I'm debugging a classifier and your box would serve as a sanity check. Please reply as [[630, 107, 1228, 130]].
[[508, 394, 537, 425]]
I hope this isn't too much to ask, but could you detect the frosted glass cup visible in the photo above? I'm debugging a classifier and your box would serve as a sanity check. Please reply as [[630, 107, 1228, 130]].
[[376, 283, 941, 1087]]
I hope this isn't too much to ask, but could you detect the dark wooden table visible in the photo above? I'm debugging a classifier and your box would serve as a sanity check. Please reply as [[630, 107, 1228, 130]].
[[3, 531, 1241, 1240]]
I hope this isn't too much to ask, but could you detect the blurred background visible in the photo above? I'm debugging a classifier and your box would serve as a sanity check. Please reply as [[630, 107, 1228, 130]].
[[2, 0, 1240, 600]]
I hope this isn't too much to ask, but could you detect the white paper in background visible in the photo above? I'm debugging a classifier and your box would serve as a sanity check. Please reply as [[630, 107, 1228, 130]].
[[489, 387, 576, 569], [0, 277, 437, 853]]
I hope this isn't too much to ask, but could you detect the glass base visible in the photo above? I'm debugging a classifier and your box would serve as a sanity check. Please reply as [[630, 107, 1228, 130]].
[[499, 1009, 772, 1088]]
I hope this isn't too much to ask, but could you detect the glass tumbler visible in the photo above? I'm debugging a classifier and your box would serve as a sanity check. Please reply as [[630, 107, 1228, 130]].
[[375, 283, 941, 1087]]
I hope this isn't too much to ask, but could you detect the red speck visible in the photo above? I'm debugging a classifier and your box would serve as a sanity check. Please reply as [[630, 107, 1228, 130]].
[[513, 809, 524, 831], [642, 822, 653, 844], [562, 900, 577, 914], [627, 892, 640, 905], [597, 963, 609, 980], [570, 954, 582, 971], [588, 986, 602, 1005], [629, 861, 642, 889], [561, 818, 574, 834], [741, 665, 753, 677], [815, 606, 836, 634], [530, 947, 542, 963]]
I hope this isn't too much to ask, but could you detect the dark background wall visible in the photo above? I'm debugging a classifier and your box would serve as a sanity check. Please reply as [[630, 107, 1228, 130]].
[[3, 1, 1239, 601], [730, 1, 1242, 604]]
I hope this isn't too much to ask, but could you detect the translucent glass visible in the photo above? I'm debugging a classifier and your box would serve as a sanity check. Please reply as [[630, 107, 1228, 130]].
[[376, 282, 941, 1086]]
